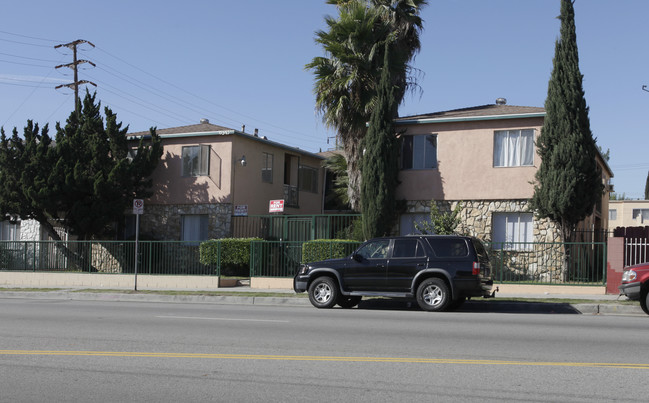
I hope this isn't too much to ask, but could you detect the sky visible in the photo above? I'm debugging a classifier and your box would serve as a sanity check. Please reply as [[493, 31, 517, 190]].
[[1, 0, 648, 198]]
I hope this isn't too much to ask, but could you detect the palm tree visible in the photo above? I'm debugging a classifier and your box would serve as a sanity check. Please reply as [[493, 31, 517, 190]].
[[307, 0, 426, 211]]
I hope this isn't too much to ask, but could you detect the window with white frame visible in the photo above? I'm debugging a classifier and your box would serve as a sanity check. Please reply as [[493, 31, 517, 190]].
[[492, 213, 533, 250], [262, 152, 273, 183], [182, 145, 210, 176], [493, 129, 534, 167], [298, 165, 318, 193], [609, 209, 617, 221], [0, 220, 20, 241], [181, 215, 208, 243], [401, 134, 437, 169], [633, 209, 649, 224]]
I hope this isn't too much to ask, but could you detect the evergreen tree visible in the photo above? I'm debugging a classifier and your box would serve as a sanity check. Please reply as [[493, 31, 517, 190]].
[[307, 0, 426, 211], [531, 0, 603, 243], [361, 44, 400, 239], [0, 91, 162, 240], [645, 170, 649, 200]]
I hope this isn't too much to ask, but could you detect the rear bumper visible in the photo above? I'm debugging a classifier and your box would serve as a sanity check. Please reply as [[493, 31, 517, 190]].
[[619, 282, 642, 300], [455, 277, 493, 298]]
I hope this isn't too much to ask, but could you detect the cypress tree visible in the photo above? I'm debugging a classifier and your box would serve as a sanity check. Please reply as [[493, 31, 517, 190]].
[[531, 0, 603, 243], [644, 171, 649, 200], [0, 91, 162, 241], [361, 44, 400, 239]]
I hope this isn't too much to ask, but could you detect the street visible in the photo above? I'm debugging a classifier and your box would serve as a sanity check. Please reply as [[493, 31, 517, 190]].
[[1, 297, 648, 402]]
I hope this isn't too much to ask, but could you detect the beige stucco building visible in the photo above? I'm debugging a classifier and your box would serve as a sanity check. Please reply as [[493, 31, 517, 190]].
[[393, 101, 613, 244], [608, 200, 649, 230], [128, 121, 324, 241]]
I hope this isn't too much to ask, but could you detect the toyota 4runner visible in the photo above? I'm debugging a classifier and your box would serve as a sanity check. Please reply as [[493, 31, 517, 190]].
[[294, 235, 495, 311]]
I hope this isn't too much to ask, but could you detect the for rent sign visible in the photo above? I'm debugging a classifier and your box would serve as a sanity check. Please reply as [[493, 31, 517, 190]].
[[269, 199, 285, 213]]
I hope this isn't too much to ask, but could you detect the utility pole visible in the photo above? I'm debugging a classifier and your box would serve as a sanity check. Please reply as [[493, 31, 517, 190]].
[[54, 39, 97, 115]]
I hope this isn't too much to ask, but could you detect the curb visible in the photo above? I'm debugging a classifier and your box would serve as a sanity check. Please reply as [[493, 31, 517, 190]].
[[0, 291, 644, 314]]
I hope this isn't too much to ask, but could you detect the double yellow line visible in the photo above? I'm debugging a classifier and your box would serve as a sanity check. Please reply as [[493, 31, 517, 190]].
[[1, 350, 648, 369]]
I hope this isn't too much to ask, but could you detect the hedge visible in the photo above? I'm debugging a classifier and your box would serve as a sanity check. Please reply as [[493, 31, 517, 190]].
[[302, 239, 359, 263], [200, 238, 262, 276]]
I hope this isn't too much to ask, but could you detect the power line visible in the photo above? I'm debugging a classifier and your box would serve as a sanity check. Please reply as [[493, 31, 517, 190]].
[[0, 30, 62, 43]]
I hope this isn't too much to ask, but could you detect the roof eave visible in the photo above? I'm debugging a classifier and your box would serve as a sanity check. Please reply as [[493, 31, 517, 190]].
[[395, 112, 547, 125]]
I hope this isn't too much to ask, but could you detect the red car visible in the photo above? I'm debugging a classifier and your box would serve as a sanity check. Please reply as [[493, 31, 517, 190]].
[[619, 263, 649, 315]]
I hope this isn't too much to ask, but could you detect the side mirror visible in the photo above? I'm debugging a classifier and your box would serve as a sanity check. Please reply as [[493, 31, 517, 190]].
[[352, 253, 363, 262]]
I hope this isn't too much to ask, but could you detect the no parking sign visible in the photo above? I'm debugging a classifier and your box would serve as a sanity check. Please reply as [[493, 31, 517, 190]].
[[133, 199, 144, 215]]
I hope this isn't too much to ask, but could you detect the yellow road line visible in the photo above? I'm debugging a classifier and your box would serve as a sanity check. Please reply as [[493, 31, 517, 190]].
[[1, 350, 648, 369]]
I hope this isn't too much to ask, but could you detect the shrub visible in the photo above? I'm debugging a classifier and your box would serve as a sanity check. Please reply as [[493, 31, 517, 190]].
[[302, 239, 359, 263], [200, 238, 261, 276]]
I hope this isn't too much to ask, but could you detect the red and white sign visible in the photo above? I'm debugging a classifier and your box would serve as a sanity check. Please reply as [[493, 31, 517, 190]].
[[269, 199, 285, 213], [133, 199, 144, 215]]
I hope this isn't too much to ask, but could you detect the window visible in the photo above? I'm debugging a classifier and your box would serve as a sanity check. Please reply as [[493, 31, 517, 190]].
[[357, 239, 390, 259], [262, 152, 273, 183], [0, 221, 20, 241], [492, 213, 533, 250], [493, 129, 534, 167], [298, 165, 318, 193], [392, 239, 425, 258], [182, 145, 210, 176], [633, 209, 649, 224], [428, 238, 469, 258], [399, 214, 431, 235], [609, 209, 617, 221], [401, 134, 437, 169], [181, 215, 208, 243]]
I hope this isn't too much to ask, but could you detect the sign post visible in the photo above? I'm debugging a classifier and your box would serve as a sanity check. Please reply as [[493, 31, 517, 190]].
[[133, 199, 144, 291]]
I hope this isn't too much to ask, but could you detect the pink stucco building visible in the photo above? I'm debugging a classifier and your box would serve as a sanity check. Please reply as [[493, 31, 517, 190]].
[[128, 121, 324, 241], [393, 101, 613, 244]]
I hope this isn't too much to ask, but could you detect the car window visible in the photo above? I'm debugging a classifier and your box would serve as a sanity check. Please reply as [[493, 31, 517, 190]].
[[392, 239, 424, 258], [357, 239, 390, 259], [429, 238, 468, 258]]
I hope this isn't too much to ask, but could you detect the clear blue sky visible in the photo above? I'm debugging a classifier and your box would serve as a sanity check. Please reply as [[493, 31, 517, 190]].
[[1, 1, 648, 198]]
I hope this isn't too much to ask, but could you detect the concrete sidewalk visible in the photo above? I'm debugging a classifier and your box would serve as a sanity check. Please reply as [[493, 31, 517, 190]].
[[0, 286, 644, 316]]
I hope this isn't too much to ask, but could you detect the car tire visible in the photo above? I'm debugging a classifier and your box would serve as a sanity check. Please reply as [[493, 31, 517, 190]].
[[337, 296, 362, 309], [416, 278, 450, 312], [640, 287, 649, 315], [308, 277, 339, 309]]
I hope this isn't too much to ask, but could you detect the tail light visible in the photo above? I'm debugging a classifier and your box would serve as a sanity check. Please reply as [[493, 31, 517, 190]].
[[472, 262, 481, 276]]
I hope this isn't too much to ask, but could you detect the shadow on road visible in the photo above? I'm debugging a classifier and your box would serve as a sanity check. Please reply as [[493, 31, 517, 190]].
[[355, 298, 581, 314]]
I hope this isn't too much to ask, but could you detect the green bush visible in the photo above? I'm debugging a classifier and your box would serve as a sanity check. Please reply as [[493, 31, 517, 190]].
[[302, 239, 359, 263], [200, 238, 261, 276]]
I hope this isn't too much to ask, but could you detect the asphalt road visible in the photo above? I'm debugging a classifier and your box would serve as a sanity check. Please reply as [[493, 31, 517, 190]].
[[1, 297, 648, 402]]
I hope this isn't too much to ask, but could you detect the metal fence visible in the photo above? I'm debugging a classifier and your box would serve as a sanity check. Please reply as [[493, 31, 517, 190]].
[[1, 239, 607, 285], [486, 241, 607, 285], [249, 240, 361, 277], [625, 238, 649, 267], [231, 214, 361, 241], [0, 240, 217, 275]]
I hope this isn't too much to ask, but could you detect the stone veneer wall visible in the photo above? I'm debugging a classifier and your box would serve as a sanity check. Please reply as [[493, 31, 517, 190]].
[[19, 219, 41, 241], [404, 199, 561, 242], [404, 199, 581, 282], [139, 203, 232, 240]]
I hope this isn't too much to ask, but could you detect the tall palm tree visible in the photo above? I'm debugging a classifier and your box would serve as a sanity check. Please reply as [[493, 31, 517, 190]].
[[307, 0, 427, 211]]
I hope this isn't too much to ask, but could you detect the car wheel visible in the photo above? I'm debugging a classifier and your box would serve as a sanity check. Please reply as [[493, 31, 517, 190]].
[[337, 296, 362, 309], [308, 277, 339, 309], [640, 287, 649, 315], [416, 278, 450, 312], [447, 296, 466, 311]]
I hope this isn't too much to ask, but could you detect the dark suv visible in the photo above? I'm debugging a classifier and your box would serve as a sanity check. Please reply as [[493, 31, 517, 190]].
[[294, 235, 494, 311]]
